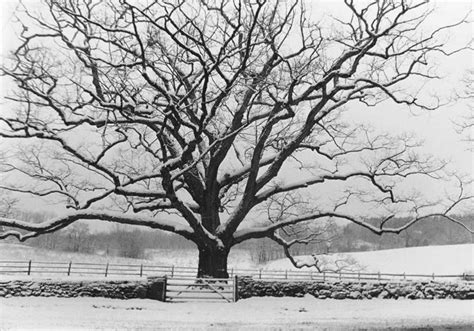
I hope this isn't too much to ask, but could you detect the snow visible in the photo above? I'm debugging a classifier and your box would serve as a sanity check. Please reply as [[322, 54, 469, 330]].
[[0, 243, 259, 269], [1, 297, 473, 330], [1, 243, 472, 279], [145, 248, 259, 269], [0, 274, 143, 282], [264, 244, 474, 275], [0, 243, 149, 265], [1, 244, 473, 329]]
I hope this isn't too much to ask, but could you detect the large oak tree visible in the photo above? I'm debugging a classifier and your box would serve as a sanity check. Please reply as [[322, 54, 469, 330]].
[[0, 0, 472, 277]]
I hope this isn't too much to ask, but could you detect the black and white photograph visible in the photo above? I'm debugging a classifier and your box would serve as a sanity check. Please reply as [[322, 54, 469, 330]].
[[0, 0, 472, 330]]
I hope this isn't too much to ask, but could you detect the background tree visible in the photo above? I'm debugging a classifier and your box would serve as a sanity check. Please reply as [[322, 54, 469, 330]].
[[112, 226, 146, 259], [0, 0, 472, 277], [0, 191, 18, 236], [0, 193, 17, 219], [15, 210, 62, 250], [64, 222, 92, 253], [454, 70, 473, 147]]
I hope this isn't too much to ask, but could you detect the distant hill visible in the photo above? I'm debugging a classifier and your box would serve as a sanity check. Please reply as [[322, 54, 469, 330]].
[[335, 215, 473, 253], [264, 243, 474, 275]]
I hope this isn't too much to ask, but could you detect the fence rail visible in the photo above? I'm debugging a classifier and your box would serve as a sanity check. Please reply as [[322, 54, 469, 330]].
[[166, 276, 237, 302], [0, 260, 470, 282]]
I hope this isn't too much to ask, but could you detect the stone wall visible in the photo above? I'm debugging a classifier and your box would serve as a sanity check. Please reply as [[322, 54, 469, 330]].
[[2, 277, 473, 301], [237, 277, 474, 300], [0, 278, 166, 300]]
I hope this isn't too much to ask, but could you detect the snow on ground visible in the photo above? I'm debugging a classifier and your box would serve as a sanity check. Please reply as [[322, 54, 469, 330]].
[[1, 244, 473, 330], [1, 297, 473, 330], [0, 243, 257, 269], [1, 243, 473, 276], [145, 248, 258, 269], [264, 244, 474, 275], [0, 243, 149, 265]]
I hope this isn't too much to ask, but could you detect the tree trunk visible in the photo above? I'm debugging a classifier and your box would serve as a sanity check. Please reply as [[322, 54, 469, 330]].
[[197, 246, 229, 278]]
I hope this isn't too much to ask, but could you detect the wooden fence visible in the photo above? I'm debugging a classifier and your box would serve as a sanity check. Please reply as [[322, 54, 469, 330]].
[[0, 260, 470, 282], [166, 276, 237, 302]]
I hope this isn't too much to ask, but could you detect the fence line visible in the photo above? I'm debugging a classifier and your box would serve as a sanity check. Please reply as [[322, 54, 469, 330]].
[[0, 260, 470, 282]]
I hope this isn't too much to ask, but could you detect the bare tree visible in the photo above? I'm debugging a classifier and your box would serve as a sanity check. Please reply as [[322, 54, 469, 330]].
[[0, 0, 472, 277], [0, 193, 17, 219], [454, 70, 474, 147], [14, 210, 62, 250], [64, 222, 92, 253], [0, 191, 18, 234], [111, 225, 146, 259]]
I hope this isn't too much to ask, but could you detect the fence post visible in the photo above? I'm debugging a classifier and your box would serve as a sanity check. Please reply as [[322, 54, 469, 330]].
[[140, 264, 143, 277], [378, 271, 381, 281], [105, 263, 109, 277], [323, 272, 326, 282], [67, 261, 72, 276], [285, 270, 288, 279], [27, 260, 32, 276], [310, 271, 313, 280], [432, 272, 435, 281], [230, 268, 234, 277], [338, 271, 341, 281], [163, 275, 167, 302], [171, 265, 174, 277], [358, 271, 361, 282], [259, 269, 262, 279], [233, 275, 238, 302]]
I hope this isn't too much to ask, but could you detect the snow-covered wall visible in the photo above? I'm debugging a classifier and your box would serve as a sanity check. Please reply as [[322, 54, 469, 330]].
[[0, 278, 166, 300], [237, 277, 474, 300], [1, 277, 472, 300]]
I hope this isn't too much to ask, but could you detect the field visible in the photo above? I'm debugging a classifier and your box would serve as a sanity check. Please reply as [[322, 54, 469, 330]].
[[1, 242, 472, 275], [0, 243, 259, 269], [266, 243, 474, 275], [1, 296, 473, 330], [1, 243, 473, 330]]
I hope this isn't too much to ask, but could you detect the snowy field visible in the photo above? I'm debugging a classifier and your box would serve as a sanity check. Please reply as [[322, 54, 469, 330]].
[[1, 296, 473, 330], [0, 243, 151, 265], [1, 244, 473, 330], [145, 248, 258, 269], [0, 243, 258, 269], [265, 244, 474, 275], [1, 243, 472, 276]]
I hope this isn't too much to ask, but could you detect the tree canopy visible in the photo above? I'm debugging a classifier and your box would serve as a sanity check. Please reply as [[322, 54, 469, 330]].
[[0, 0, 472, 277]]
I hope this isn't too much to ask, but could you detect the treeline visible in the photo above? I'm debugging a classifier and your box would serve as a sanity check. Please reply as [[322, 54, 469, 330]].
[[8, 209, 196, 259], [26, 222, 196, 259], [336, 215, 474, 252], [238, 215, 473, 263], [4, 209, 473, 264]]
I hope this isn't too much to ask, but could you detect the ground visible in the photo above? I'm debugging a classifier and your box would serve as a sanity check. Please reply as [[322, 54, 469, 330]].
[[1, 296, 473, 330], [1, 244, 473, 330], [1, 243, 472, 275], [266, 243, 474, 275]]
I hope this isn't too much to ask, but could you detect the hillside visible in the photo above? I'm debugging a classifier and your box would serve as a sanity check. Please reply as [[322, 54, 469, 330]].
[[264, 244, 474, 275], [0, 243, 148, 265], [1, 243, 472, 275], [0, 243, 258, 269]]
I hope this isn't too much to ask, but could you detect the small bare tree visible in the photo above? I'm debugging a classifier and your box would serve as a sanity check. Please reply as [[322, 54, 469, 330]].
[[0, 0, 472, 277], [65, 222, 91, 253], [0, 193, 17, 219], [454, 70, 474, 147]]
